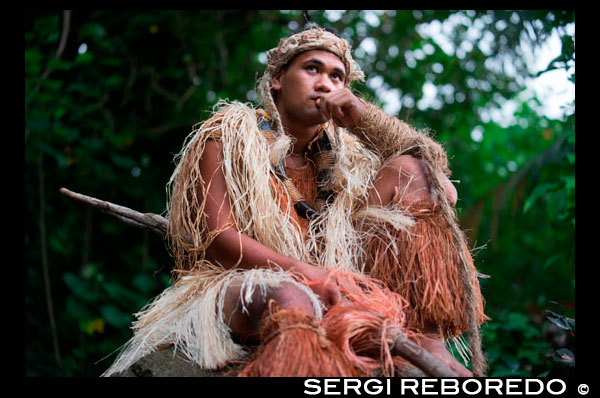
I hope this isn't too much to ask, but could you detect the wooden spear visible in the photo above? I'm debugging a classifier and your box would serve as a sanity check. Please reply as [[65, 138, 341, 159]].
[[59, 187, 461, 377]]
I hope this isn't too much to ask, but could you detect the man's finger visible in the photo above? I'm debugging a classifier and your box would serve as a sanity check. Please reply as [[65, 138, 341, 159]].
[[325, 98, 336, 121], [316, 98, 330, 119], [331, 277, 343, 306], [334, 104, 345, 119], [330, 289, 342, 307]]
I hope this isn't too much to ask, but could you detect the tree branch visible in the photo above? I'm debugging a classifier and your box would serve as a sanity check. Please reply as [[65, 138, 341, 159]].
[[41, 157, 62, 368], [59, 187, 167, 237], [41, 10, 71, 81]]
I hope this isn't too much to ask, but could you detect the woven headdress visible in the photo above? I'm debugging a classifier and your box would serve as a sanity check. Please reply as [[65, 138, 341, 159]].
[[257, 25, 364, 139]]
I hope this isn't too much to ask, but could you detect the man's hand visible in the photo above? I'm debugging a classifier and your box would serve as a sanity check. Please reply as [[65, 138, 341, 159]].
[[293, 262, 342, 309], [315, 88, 366, 129]]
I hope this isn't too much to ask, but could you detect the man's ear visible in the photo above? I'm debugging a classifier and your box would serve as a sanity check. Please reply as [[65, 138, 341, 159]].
[[271, 70, 284, 90]]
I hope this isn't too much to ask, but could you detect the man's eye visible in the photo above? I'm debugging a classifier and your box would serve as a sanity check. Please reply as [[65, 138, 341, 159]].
[[307, 65, 317, 72]]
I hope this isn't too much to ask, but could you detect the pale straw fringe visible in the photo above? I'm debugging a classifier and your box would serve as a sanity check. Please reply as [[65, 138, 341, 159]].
[[101, 267, 244, 376], [166, 100, 309, 272], [101, 266, 322, 376], [167, 100, 415, 274], [304, 126, 416, 273], [447, 334, 473, 367]]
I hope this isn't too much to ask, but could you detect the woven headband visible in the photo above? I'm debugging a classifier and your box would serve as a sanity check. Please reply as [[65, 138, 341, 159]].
[[264, 26, 364, 86]]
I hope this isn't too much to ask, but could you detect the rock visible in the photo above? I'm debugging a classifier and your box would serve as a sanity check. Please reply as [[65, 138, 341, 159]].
[[109, 346, 426, 377], [110, 347, 237, 377]]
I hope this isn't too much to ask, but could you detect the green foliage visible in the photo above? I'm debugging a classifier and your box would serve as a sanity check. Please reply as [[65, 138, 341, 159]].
[[25, 10, 574, 376], [482, 304, 575, 377]]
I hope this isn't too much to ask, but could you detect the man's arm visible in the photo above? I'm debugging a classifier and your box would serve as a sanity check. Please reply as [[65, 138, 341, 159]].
[[317, 89, 457, 206], [197, 139, 342, 308], [318, 89, 446, 163]]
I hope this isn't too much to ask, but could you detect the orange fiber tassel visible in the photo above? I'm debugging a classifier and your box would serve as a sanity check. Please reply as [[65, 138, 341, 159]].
[[237, 301, 360, 377], [322, 271, 421, 376], [365, 200, 487, 338]]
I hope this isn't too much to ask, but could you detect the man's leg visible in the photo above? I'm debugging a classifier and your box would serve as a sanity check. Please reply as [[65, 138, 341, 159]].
[[365, 154, 471, 377], [223, 275, 360, 377], [222, 277, 317, 345]]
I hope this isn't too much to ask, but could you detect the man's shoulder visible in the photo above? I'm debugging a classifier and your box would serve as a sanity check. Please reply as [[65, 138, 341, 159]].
[[196, 100, 260, 129]]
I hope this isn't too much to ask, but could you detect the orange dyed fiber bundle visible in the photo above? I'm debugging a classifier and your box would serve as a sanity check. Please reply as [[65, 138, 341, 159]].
[[322, 271, 421, 377], [365, 200, 487, 338], [237, 301, 360, 377], [274, 162, 319, 236], [237, 271, 419, 377]]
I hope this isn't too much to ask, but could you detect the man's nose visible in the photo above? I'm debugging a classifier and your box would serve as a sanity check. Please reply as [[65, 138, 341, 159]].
[[314, 74, 333, 92]]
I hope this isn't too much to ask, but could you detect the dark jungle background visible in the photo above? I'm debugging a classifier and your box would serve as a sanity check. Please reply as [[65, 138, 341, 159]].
[[25, 10, 575, 377]]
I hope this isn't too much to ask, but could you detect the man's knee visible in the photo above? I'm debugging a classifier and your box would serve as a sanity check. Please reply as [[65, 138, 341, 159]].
[[224, 279, 315, 321], [386, 155, 426, 177], [368, 154, 457, 207], [368, 155, 430, 206], [269, 282, 316, 316], [222, 278, 316, 345]]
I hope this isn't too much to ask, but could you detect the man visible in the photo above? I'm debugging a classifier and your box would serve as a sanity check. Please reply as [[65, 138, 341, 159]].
[[103, 25, 486, 377]]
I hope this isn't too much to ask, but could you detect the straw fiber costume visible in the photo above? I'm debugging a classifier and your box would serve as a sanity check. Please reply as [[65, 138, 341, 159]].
[[103, 26, 488, 377]]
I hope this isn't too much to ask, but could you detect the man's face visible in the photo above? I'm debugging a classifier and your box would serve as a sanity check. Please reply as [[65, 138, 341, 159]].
[[272, 49, 347, 126]]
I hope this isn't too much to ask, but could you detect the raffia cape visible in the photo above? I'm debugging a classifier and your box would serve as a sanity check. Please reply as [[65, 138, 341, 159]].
[[102, 100, 486, 376]]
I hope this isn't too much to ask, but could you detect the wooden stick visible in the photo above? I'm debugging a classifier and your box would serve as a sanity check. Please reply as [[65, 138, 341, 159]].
[[392, 332, 459, 377], [59, 187, 168, 237]]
